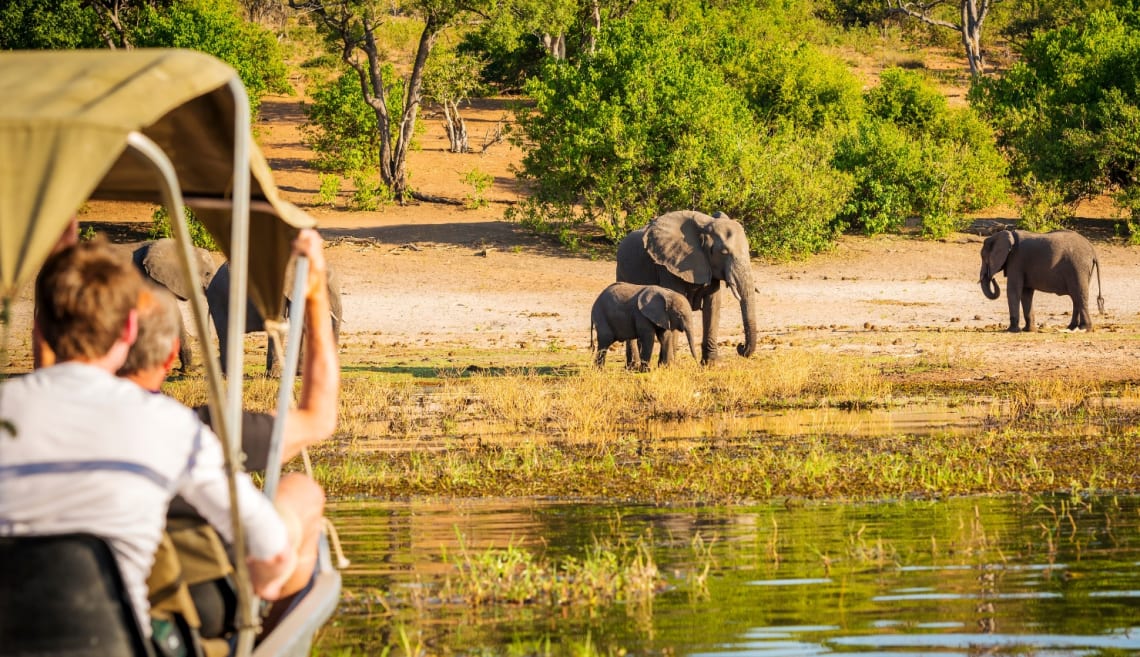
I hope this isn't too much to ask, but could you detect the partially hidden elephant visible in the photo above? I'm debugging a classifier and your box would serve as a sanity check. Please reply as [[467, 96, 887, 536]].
[[129, 238, 219, 372], [616, 210, 758, 363], [591, 283, 698, 370], [979, 228, 1104, 332], [206, 260, 342, 375]]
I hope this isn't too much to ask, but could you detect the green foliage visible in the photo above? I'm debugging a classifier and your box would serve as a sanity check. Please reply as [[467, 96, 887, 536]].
[[835, 68, 1008, 238], [0, 0, 98, 49], [737, 132, 854, 259], [513, 3, 854, 256], [303, 68, 406, 174], [349, 173, 394, 212], [316, 173, 342, 207], [721, 39, 865, 131], [1017, 173, 1073, 232], [150, 206, 219, 251], [973, 10, 1140, 215], [132, 0, 290, 114], [865, 68, 947, 131], [78, 225, 97, 242], [424, 48, 487, 107], [462, 168, 494, 209], [813, 0, 889, 27]]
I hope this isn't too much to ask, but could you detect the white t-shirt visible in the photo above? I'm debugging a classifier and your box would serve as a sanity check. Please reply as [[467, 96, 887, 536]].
[[0, 362, 288, 635]]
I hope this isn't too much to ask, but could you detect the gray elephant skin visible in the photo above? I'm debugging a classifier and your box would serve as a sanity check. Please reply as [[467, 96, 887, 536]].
[[126, 238, 218, 372], [591, 283, 699, 370], [616, 210, 758, 362], [207, 260, 343, 375], [979, 229, 1104, 332]]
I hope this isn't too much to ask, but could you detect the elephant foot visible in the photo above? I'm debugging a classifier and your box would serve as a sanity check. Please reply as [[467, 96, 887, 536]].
[[1006, 326, 1021, 333]]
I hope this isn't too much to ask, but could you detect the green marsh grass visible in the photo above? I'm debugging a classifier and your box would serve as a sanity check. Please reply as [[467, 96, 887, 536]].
[[163, 343, 1140, 502]]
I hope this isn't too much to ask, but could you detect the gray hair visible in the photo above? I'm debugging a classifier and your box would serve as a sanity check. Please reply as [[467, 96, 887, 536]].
[[118, 283, 181, 376]]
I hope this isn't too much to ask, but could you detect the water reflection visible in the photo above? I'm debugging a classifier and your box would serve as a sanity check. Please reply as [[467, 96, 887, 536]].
[[318, 495, 1140, 656]]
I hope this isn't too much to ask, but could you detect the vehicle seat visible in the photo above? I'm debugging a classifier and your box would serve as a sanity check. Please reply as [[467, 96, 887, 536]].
[[0, 533, 154, 657]]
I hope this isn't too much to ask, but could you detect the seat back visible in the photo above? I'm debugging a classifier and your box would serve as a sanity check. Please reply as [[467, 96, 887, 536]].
[[0, 533, 153, 657]]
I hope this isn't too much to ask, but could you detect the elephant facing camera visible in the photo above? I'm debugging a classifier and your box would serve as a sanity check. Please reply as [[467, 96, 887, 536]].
[[590, 283, 698, 370], [616, 210, 758, 363], [978, 229, 1104, 332]]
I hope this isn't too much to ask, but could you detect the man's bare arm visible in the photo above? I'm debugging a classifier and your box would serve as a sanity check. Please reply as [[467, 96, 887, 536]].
[[281, 229, 339, 461]]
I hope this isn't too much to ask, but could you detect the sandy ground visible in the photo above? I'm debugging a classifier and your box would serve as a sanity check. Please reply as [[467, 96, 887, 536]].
[[53, 93, 1140, 386]]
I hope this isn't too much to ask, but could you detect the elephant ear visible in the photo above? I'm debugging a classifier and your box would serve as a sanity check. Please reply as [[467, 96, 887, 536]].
[[986, 230, 1015, 276], [643, 211, 713, 285], [141, 238, 197, 301], [637, 287, 672, 330]]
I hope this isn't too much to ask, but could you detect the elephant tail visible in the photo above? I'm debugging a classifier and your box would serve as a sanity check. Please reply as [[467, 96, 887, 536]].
[[1094, 258, 1105, 314], [589, 317, 596, 352]]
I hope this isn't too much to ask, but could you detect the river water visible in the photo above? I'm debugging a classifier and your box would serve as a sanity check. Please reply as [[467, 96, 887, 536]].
[[316, 494, 1140, 656]]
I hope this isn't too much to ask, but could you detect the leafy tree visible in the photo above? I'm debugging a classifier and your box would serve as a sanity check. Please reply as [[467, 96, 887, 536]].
[[835, 67, 1008, 237], [513, 2, 854, 256], [134, 0, 290, 105], [290, 0, 477, 203], [423, 48, 487, 153], [0, 0, 100, 49], [0, 0, 288, 117], [973, 9, 1140, 233], [302, 64, 406, 172], [886, 0, 998, 76]]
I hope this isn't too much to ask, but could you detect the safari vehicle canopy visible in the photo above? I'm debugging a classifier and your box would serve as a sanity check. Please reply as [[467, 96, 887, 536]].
[[0, 48, 336, 657]]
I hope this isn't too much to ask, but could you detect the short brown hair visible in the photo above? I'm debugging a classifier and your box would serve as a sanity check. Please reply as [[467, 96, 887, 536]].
[[35, 239, 143, 361], [118, 284, 182, 376]]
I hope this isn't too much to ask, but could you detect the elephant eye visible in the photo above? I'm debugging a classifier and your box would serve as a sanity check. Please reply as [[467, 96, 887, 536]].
[[721, 248, 729, 255]]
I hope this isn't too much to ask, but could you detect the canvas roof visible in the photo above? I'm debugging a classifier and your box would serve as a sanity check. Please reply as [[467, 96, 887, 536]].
[[0, 48, 314, 319]]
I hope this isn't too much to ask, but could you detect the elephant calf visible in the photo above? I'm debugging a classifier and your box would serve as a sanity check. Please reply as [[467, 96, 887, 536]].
[[590, 283, 698, 370], [979, 228, 1104, 332]]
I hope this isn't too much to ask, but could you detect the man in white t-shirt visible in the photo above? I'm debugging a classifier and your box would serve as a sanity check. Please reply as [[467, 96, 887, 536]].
[[0, 239, 297, 635]]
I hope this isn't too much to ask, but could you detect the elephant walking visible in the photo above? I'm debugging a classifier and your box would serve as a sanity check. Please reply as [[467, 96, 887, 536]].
[[979, 229, 1104, 332], [128, 238, 219, 372], [616, 211, 758, 363], [591, 283, 698, 370], [207, 260, 342, 375]]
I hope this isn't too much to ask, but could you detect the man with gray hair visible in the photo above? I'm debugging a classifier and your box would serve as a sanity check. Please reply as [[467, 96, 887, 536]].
[[121, 228, 337, 643]]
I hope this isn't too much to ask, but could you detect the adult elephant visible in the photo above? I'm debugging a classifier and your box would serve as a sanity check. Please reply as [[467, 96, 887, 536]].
[[616, 210, 758, 363], [979, 229, 1104, 332], [207, 260, 342, 375], [130, 238, 219, 372]]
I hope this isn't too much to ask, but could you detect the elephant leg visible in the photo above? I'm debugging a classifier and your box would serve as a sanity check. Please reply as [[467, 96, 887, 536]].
[[1021, 288, 1036, 332], [701, 290, 721, 363], [176, 318, 193, 373], [624, 340, 637, 368], [594, 338, 612, 367], [657, 329, 674, 367], [1071, 293, 1093, 331], [1005, 285, 1022, 332], [636, 335, 654, 371]]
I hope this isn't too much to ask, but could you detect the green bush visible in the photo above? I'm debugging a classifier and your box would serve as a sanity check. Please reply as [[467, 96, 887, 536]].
[[1017, 173, 1073, 232], [513, 3, 857, 256], [972, 10, 1140, 212], [316, 174, 342, 207], [835, 68, 1008, 238], [349, 173, 393, 212], [462, 168, 493, 209], [150, 206, 218, 251], [0, 0, 97, 49], [304, 67, 408, 175], [132, 0, 290, 115]]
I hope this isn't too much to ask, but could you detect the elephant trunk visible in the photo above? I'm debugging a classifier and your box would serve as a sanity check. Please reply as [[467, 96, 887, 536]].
[[684, 325, 698, 361], [979, 264, 1000, 300], [728, 259, 759, 357]]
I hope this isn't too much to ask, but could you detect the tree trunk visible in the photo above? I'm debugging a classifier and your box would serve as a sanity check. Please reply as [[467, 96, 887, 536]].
[[442, 100, 469, 153], [887, 0, 991, 76]]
